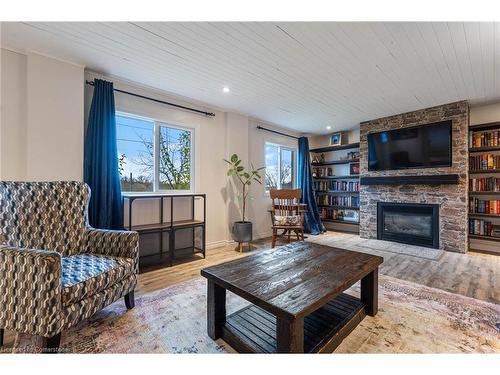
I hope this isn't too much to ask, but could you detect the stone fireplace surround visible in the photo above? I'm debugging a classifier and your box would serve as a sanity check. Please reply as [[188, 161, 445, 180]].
[[359, 101, 469, 253]]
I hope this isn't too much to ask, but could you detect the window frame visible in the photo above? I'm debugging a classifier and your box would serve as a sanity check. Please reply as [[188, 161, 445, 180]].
[[264, 141, 297, 192], [116, 111, 195, 194]]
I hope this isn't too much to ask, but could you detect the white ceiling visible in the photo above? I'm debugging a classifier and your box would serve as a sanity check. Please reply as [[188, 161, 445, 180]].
[[2, 22, 500, 134]]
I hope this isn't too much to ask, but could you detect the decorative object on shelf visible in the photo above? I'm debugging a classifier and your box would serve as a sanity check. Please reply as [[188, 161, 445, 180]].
[[329, 132, 343, 146], [312, 154, 320, 163], [347, 151, 360, 160], [312, 166, 333, 177], [350, 162, 360, 175], [319, 153, 326, 162], [224, 154, 265, 251]]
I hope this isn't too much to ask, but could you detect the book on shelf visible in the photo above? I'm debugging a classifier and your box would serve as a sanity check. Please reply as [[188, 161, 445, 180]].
[[469, 177, 500, 192], [312, 166, 332, 177], [316, 194, 359, 207], [469, 198, 500, 214], [469, 129, 500, 148], [319, 207, 359, 222], [469, 218, 500, 237], [469, 154, 500, 170], [313, 180, 359, 192]]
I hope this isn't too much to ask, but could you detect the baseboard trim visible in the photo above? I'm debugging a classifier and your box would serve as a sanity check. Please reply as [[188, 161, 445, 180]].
[[206, 231, 272, 250], [206, 240, 231, 250]]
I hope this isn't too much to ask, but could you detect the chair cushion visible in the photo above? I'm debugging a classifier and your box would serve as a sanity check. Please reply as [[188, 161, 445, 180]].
[[61, 254, 134, 306], [274, 215, 301, 226]]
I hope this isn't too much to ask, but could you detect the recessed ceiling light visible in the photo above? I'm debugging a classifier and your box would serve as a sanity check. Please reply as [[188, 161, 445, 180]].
[[223, 87, 230, 93], [326, 126, 332, 130]]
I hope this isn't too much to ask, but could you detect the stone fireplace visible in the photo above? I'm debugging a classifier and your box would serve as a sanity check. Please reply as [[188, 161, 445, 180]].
[[359, 101, 469, 253], [377, 202, 439, 248]]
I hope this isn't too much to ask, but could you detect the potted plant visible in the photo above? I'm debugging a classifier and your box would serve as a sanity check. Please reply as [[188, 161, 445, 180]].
[[224, 154, 265, 244]]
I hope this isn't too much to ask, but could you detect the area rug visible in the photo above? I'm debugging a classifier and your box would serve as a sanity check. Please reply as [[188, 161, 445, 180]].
[[11, 275, 499, 354], [307, 232, 444, 260]]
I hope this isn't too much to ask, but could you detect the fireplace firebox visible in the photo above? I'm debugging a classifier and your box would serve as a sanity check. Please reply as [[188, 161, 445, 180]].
[[377, 202, 439, 248]]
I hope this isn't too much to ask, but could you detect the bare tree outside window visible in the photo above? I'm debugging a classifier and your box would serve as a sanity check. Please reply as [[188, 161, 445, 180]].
[[265, 143, 295, 190], [116, 114, 193, 192]]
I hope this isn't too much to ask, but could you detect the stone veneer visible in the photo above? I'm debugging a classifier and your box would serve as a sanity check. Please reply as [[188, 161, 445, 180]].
[[359, 101, 469, 253]]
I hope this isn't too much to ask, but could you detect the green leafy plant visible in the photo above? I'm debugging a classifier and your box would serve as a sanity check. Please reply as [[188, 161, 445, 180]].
[[224, 154, 265, 222]]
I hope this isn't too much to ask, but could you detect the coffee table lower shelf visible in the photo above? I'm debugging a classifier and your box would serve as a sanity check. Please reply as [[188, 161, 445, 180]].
[[221, 293, 366, 353]]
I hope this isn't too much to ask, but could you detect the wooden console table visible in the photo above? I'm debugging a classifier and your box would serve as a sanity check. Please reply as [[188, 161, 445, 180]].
[[201, 241, 383, 353]]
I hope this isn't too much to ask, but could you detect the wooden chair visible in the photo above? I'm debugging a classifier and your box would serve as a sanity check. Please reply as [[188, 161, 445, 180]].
[[269, 189, 307, 248]]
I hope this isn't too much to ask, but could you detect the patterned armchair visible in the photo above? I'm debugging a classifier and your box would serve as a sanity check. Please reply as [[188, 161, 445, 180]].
[[0, 181, 138, 352]]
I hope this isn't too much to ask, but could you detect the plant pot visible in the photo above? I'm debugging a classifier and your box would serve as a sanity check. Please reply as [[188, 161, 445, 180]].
[[232, 221, 253, 243]]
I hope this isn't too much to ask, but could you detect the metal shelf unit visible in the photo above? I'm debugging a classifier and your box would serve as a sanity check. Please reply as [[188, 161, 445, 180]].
[[122, 193, 206, 272]]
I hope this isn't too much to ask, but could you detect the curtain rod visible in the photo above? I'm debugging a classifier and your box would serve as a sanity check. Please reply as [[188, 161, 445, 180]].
[[85, 80, 216, 117], [256, 125, 299, 139]]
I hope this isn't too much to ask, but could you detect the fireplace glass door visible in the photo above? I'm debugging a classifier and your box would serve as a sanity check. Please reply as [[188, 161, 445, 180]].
[[377, 202, 439, 248]]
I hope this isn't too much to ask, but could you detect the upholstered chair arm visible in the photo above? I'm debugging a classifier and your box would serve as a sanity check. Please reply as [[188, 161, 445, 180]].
[[0, 246, 63, 337], [84, 227, 139, 270]]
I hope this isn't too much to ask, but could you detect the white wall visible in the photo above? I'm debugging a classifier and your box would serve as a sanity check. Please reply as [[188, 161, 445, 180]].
[[470, 102, 500, 125], [84, 72, 299, 246], [0, 49, 27, 180], [85, 71, 229, 247], [247, 119, 299, 238], [224, 112, 250, 238], [0, 48, 319, 246], [0, 48, 84, 181]]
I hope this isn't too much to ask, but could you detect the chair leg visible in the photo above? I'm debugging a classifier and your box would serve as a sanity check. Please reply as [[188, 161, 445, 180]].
[[0, 328, 4, 347], [44, 333, 61, 353], [272, 229, 277, 248], [125, 291, 135, 310], [295, 230, 300, 241], [287, 230, 291, 243]]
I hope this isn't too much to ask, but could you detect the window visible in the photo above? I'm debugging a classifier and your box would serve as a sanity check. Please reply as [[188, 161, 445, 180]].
[[116, 112, 194, 193], [265, 142, 296, 191]]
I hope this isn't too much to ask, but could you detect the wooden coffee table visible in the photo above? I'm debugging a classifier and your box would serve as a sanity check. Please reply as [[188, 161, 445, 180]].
[[200, 241, 383, 353]]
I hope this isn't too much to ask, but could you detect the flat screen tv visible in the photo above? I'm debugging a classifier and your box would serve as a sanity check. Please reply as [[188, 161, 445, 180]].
[[367, 120, 452, 171]]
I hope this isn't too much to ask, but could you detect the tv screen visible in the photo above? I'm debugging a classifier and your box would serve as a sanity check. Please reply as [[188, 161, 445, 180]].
[[367, 120, 452, 171]]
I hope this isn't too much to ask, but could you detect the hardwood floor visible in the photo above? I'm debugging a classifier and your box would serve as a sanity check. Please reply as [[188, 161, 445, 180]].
[[2, 232, 498, 350], [139, 232, 499, 304]]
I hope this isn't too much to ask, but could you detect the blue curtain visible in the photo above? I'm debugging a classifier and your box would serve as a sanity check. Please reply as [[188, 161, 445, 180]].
[[298, 137, 325, 235], [84, 79, 123, 229]]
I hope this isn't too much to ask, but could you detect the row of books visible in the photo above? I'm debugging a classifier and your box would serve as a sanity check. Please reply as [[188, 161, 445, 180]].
[[469, 218, 500, 237], [469, 177, 500, 192], [469, 154, 500, 170], [469, 198, 500, 214], [312, 167, 333, 177], [319, 208, 359, 223], [313, 180, 359, 192], [469, 130, 500, 148], [316, 195, 359, 208]]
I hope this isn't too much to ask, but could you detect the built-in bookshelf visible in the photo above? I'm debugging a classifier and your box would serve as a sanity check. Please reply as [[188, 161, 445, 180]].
[[310, 142, 360, 230], [468, 121, 500, 246]]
